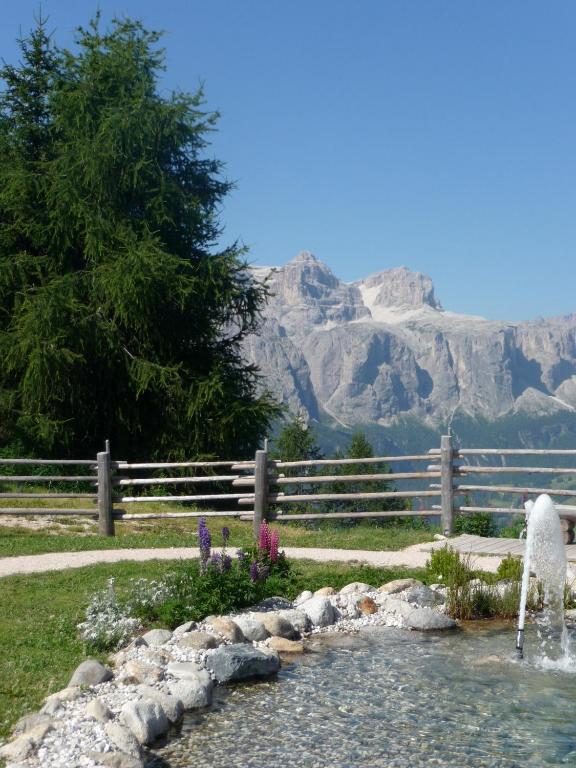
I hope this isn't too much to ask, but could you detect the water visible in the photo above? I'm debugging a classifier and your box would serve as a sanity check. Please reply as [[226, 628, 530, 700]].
[[147, 623, 576, 768], [519, 495, 572, 663]]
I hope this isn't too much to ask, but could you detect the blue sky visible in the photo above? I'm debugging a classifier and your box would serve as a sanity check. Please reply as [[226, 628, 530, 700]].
[[2, 1, 575, 321]]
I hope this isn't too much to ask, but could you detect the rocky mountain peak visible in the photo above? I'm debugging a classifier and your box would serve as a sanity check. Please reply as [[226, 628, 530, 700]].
[[358, 267, 442, 311]]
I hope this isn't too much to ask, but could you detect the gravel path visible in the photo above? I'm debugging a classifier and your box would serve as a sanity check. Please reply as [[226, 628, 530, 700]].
[[0, 542, 505, 578]]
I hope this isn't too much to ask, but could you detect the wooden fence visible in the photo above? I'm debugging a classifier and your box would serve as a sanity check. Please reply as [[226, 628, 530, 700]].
[[2, 434, 576, 539]]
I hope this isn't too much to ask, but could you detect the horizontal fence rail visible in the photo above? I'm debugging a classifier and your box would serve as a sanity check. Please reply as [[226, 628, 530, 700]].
[[1, 434, 575, 539]]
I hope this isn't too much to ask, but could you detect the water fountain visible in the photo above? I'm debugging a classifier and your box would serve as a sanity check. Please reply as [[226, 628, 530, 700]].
[[516, 494, 569, 661]]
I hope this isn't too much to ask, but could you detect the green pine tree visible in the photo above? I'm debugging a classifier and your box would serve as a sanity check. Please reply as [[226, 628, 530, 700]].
[[0, 16, 279, 459]]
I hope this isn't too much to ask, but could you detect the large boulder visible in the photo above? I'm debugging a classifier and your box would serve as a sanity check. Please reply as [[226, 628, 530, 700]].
[[206, 644, 280, 683], [298, 597, 336, 627], [339, 582, 375, 595], [276, 609, 311, 635], [378, 578, 423, 595], [403, 606, 457, 631], [121, 700, 169, 745], [168, 670, 213, 709], [68, 659, 113, 687], [141, 629, 172, 647], [232, 615, 270, 642], [104, 721, 142, 757], [267, 637, 305, 654], [0, 722, 52, 762], [167, 661, 206, 680], [205, 616, 246, 643], [177, 631, 222, 650], [249, 612, 297, 639], [397, 584, 438, 608], [88, 751, 144, 768], [136, 685, 183, 723]]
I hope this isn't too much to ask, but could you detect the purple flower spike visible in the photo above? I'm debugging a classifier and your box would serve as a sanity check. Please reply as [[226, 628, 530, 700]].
[[198, 517, 211, 570], [223, 554, 232, 572], [236, 549, 245, 562], [249, 561, 259, 582], [222, 526, 230, 543]]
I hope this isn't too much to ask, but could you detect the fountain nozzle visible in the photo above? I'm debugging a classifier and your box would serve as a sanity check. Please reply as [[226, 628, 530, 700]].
[[515, 628, 524, 659]]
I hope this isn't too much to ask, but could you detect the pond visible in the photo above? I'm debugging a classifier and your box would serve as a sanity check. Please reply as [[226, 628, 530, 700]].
[[148, 623, 576, 768]]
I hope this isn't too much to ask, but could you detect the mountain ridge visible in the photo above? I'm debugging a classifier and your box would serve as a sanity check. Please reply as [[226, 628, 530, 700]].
[[246, 252, 576, 431]]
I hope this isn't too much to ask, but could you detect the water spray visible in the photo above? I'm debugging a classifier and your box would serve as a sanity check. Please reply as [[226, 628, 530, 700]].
[[516, 500, 533, 659], [515, 495, 567, 661]]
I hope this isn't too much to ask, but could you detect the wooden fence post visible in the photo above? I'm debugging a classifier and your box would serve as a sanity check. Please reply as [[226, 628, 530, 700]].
[[253, 448, 269, 539], [97, 445, 114, 537], [440, 434, 455, 535]]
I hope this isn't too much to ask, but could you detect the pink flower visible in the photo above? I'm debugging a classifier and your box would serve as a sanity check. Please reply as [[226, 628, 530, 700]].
[[258, 522, 271, 553], [270, 530, 280, 563]]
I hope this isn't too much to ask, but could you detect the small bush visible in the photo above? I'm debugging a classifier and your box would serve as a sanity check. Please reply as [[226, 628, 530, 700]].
[[454, 512, 495, 537], [496, 554, 523, 582]]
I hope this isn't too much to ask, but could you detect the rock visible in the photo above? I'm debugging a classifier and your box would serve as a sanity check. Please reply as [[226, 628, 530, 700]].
[[167, 661, 206, 680], [121, 700, 169, 745], [172, 620, 196, 638], [206, 644, 281, 683], [398, 584, 438, 608], [42, 686, 83, 715], [104, 721, 142, 757], [141, 628, 172, 647], [86, 698, 113, 722], [434, 533, 448, 541], [168, 670, 213, 709], [0, 723, 52, 761], [232, 615, 270, 642], [136, 685, 183, 723], [357, 596, 378, 615], [121, 659, 164, 685], [339, 582, 375, 595], [68, 659, 113, 687], [404, 606, 457, 631], [88, 751, 145, 768], [298, 596, 336, 627], [205, 616, 246, 643], [267, 636, 305, 654], [177, 630, 222, 650], [250, 612, 298, 639], [378, 578, 423, 595], [249, 596, 293, 612], [330, 594, 361, 620], [314, 586, 336, 596], [294, 590, 313, 605], [13, 712, 53, 736], [276, 609, 311, 635]]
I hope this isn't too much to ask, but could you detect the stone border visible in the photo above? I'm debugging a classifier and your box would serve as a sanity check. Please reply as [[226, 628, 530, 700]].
[[0, 578, 458, 768]]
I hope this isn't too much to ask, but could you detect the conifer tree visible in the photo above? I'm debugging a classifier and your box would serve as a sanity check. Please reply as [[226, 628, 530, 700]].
[[0, 16, 278, 459]]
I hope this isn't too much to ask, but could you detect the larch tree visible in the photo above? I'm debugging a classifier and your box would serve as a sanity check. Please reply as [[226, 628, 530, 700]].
[[0, 16, 279, 459]]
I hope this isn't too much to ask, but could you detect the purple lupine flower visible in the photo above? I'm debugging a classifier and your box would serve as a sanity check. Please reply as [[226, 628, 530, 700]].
[[222, 554, 232, 572], [270, 530, 280, 564], [258, 522, 271, 553], [236, 549, 245, 563], [198, 517, 211, 570], [209, 552, 222, 568], [221, 526, 230, 543], [249, 561, 259, 582]]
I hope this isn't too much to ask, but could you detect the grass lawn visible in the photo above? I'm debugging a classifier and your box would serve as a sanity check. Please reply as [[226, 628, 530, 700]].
[[0, 511, 437, 558], [0, 558, 427, 743]]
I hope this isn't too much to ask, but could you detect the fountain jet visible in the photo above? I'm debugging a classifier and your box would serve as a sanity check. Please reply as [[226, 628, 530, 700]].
[[516, 494, 567, 659]]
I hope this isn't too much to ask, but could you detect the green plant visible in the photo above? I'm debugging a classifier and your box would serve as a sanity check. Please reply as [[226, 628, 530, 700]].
[[496, 553, 523, 582], [454, 512, 496, 537]]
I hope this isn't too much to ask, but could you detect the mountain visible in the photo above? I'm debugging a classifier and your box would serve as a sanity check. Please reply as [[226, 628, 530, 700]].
[[246, 252, 576, 448]]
